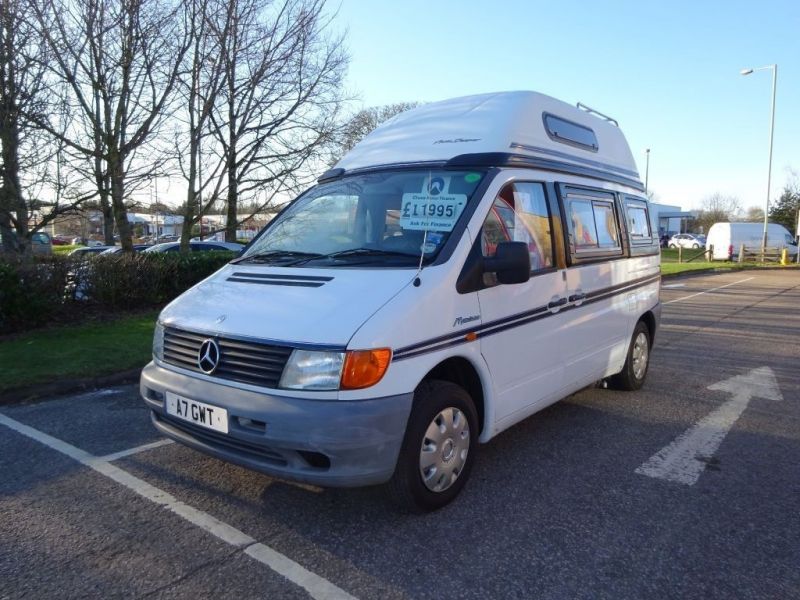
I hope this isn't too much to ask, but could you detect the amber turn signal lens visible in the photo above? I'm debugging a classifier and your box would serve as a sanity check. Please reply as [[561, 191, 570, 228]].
[[340, 348, 392, 390]]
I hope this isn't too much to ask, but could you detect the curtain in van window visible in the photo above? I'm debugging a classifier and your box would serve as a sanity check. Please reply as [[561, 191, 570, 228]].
[[569, 200, 597, 247], [569, 199, 621, 251], [594, 202, 619, 247]]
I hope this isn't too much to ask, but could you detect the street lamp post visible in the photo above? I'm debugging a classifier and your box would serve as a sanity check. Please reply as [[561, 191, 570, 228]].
[[741, 64, 777, 257], [644, 148, 651, 194]]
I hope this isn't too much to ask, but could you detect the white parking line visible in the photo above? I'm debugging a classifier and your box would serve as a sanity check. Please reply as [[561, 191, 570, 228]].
[[99, 439, 174, 462], [0, 412, 356, 600], [663, 277, 754, 305]]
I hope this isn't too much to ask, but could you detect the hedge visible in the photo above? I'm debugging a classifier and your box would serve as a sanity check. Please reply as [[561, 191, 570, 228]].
[[0, 251, 235, 333]]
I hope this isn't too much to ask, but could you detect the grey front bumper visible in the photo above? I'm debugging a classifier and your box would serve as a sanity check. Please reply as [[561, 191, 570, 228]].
[[140, 361, 413, 487]]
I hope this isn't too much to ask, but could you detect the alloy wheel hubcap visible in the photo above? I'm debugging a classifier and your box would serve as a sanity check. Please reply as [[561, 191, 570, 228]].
[[419, 407, 470, 492]]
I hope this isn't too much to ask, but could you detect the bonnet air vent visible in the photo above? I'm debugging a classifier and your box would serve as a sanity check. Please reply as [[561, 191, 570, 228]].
[[226, 272, 334, 288]]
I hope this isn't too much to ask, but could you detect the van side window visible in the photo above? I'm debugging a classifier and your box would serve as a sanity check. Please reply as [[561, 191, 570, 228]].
[[564, 189, 623, 260], [625, 199, 652, 241], [480, 182, 554, 274], [568, 198, 620, 252], [593, 202, 619, 247]]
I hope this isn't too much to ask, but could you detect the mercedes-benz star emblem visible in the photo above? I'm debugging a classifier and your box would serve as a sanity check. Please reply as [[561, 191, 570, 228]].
[[197, 339, 220, 374]]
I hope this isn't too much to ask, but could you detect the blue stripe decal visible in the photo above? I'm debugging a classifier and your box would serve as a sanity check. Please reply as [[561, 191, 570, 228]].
[[392, 273, 660, 361]]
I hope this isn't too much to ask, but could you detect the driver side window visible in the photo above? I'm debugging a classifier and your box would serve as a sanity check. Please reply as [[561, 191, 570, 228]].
[[480, 182, 554, 274]]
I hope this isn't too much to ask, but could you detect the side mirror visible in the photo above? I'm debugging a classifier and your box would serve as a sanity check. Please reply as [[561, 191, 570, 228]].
[[483, 241, 531, 284]]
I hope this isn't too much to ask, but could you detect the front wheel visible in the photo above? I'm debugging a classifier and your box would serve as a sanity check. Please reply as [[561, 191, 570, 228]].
[[608, 321, 651, 391], [692, 243, 700, 249], [387, 380, 478, 513], [668, 243, 676, 249]]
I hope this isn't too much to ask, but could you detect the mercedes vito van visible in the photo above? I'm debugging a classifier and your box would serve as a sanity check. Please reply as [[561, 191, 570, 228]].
[[141, 91, 661, 511]]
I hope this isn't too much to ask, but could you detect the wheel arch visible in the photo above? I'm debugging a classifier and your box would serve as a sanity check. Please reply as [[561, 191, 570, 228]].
[[639, 310, 657, 345], [420, 355, 489, 439]]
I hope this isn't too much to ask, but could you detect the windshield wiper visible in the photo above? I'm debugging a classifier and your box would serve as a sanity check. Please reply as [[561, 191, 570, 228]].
[[231, 250, 324, 264], [280, 247, 421, 266], [323, 248, 418, 259]]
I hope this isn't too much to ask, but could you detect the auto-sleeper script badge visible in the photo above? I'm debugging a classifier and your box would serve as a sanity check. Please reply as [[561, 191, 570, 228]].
[[453, 315, 480, 327]]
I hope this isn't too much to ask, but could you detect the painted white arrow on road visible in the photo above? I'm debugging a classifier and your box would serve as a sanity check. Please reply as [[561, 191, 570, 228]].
[[635, 367, 783, 485]]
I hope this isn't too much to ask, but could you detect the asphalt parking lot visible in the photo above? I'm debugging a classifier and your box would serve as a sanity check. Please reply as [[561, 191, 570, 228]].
[[1, 269, 799, 599]]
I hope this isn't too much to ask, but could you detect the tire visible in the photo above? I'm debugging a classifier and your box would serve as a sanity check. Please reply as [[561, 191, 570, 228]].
[[692, 243, 700, 249], [608, 321, 651, 391], [668, 243, 676, 249], [387, 380, 478, 513]]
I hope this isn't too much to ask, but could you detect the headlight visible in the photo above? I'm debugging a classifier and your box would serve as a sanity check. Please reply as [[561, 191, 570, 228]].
[[153, 322, 165, 361], [279, 350, 345, 390], [279, 348, 392, 391]]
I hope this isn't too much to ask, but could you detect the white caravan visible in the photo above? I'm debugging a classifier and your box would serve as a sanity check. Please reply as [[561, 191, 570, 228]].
[[141, 91, 661, 511], [705, 221, 798, 260]]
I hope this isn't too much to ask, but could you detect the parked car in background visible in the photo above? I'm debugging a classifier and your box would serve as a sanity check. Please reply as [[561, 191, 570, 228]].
[[706, 222, 798, 260], [100, 245, 151, 255], [0, 231, 52, 255], [68, 246, 114, 258], [668, 233, 706, 249], [142, 241, 244, 253], [51, 235, 72, 246]]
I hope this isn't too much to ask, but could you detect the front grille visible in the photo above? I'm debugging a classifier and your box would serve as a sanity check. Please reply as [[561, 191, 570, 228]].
[[163, 327, 293, 388], [159, 413, 288, 466]]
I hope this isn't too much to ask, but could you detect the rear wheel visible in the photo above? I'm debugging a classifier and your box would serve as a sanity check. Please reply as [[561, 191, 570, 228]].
[[608, 321, 651, 391], [692, 243, 700, 249], [668, 243, 677, 249], [387, 380, 478, 512]]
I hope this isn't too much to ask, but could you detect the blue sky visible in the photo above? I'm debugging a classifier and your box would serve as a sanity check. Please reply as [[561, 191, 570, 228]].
[[333, 0, 799, 211]]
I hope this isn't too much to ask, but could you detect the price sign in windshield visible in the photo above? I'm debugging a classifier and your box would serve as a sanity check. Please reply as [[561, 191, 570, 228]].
[[399, 193, 467, 231]]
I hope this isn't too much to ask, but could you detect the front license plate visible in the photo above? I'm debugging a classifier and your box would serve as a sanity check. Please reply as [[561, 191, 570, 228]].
[[165, 392, 228, 434]]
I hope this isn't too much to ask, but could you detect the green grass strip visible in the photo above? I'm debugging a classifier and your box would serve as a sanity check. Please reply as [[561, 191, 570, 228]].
[[661, 262, 746, 276], [52, 245, 84, 255], [0, 311, 158, 393]]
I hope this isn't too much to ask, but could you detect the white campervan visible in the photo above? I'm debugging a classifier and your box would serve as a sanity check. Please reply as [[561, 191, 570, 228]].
[[141, 91, 661, 511], [706, 221, 798, 260]]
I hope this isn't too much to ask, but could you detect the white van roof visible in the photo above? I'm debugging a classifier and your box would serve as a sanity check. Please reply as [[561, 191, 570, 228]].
[[333, 91, 641, 189]]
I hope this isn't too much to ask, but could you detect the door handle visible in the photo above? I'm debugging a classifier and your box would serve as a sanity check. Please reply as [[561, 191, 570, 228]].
[[548, 297, 568, 311], [569, 292, 587, 303]]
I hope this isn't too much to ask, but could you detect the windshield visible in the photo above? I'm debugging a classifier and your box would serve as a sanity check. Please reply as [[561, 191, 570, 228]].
[[239, 169, 486, 267]]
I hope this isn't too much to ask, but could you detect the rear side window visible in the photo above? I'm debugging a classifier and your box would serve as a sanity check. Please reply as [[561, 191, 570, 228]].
[[564, 189, 623, 259], [568, 198, 620, 251], [625, 199, 652, 241]]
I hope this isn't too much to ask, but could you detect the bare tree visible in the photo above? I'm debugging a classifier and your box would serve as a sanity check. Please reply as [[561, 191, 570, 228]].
[[207, 0, 348, 242], [743, 206, 765, 223], [174, 0, 229, 250], [30, 0, 191, 251], [329, 102, 418, 164], [0, 0, 50, 253], [694, 193, 742, 233]]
